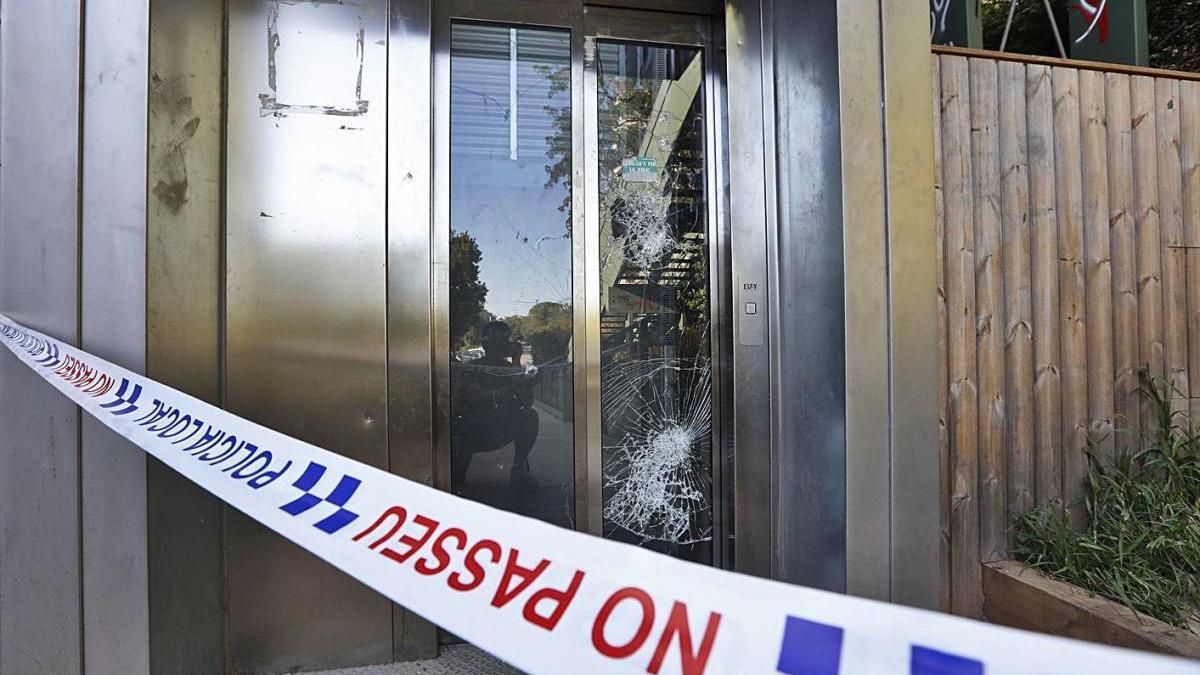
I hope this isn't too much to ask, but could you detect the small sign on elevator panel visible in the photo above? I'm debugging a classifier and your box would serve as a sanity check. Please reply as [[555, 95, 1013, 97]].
[[738, 276, 764, 346]]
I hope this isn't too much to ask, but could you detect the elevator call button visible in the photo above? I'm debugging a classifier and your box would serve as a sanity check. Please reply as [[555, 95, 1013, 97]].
[[738, 277, 764, 346]]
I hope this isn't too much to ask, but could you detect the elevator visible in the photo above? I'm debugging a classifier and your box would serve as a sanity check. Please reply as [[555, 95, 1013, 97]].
[[207, 1, 735, 670], [138, 0, 939, 671]]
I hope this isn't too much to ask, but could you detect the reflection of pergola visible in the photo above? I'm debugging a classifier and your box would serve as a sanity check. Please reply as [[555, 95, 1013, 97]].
[[601, 230, 706, 339], [599, 44, 705, 347], [599, 49, 704, 323]]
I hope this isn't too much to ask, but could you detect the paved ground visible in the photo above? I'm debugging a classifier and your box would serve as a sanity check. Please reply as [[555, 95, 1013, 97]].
[[311, 646, 522, 675], [455, 400, 576, 528]]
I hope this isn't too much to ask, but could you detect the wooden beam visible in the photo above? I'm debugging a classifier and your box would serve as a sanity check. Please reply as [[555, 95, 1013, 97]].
[[932, 45, 1200, 85], [983, 560, 1200, 658]]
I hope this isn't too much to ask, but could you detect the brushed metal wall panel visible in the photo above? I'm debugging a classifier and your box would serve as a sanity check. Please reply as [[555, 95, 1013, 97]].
[[0, 1, 83, 673], [882, 0, 941, 611], [771, 0, 847, 592], [81, 0, 151, 671], [225, 0, 393, 670], [388, 0, 438, 659], [837, 0, 891, 603], [146, 0, 227, 671], [725, 0, 774, 580]]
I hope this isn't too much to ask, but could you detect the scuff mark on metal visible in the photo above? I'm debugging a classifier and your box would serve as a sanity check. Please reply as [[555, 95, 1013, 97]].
[[260, 0, 370, 118], [149, 73, 199, 215], [266, 3, 280, 93], [152, 178, 189, 215]]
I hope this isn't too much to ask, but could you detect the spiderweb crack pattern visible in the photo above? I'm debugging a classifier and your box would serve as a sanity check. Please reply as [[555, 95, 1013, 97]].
[[612, 189, 678, 271], [602, 351, 712, 545], [600, 174, 681, 275]]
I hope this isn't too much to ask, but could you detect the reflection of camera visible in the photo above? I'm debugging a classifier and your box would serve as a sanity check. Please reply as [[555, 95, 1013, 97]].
[[506, 339, 523, 361]]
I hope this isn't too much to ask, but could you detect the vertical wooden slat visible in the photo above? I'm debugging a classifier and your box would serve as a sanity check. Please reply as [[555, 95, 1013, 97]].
[[1052, 67, 1089, 519], [1179, 81, 1200, 423], [1131, 76, 1165, 432], [1027, 64, 1063, 512], [1079, 69, 1116, 464], [1157, 77, 1189, 418], [998, 61, 1034, 531], [941, 55, 981, 618], [932, 55, 952, 614], [1105, 73, 1140, 456], [970, 58, 1007, 564], [934, 56, 1200, 622]]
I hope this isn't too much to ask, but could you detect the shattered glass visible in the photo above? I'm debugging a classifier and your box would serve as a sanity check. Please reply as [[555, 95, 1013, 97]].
[[595, 42, 713, 563]]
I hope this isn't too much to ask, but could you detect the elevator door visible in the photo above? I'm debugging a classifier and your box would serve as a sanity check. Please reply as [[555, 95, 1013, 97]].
[[435, 3, 728, 571]]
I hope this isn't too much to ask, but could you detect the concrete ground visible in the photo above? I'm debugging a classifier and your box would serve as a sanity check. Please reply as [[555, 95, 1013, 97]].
[[311, 646, 522, 675]]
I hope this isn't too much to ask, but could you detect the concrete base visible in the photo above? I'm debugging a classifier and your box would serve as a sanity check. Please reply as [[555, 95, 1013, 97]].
[[313, 645, 522, 675]]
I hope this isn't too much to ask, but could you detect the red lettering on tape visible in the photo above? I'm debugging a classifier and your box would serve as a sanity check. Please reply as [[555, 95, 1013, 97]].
[[591, 587, 655, 659], [647, 602, 721, 675], [522, 570, 585, 632], [354, 507, 409, 550], [490, 549, 549, 609], [382, 514, 439, 564], [448, 539, 501, 592], [415, 527, 467, 576]]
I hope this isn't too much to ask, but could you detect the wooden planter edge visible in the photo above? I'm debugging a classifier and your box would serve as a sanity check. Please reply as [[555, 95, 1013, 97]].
[[982, 560, 1200, 659]]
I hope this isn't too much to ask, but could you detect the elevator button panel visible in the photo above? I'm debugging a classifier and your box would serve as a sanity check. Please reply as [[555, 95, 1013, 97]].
[[738, 277, 764, 346]]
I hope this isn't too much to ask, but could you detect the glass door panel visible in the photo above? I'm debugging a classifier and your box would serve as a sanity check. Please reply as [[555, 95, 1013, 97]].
[[592, 40, 714, 564], [436, 4, 722, 567], [447, 21, 575, 528]]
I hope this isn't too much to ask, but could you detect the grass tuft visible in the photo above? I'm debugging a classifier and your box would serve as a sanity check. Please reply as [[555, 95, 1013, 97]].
[[1014, 369, 1200, 629]]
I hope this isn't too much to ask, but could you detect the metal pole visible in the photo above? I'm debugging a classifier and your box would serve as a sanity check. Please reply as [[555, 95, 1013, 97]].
[[1041, 0, 1068, 57], [1000, 0, 1019, 51]]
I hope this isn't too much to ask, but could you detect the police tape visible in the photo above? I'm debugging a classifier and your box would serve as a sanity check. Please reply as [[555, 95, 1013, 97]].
[[1, 312, 1196, 675]]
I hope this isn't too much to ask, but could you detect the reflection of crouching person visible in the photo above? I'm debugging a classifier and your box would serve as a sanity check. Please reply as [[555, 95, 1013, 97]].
[[451, 321, 540, 493]]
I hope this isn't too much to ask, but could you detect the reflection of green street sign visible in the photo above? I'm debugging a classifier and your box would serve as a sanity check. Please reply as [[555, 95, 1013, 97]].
[[931, 0, 983, 47], [621, 156, 657, 183], [1068, 0, 1148, 66], [607, 285, 675, 315]]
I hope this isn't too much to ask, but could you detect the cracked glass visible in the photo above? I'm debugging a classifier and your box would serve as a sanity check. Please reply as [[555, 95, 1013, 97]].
[[595, 41, 713, 563]]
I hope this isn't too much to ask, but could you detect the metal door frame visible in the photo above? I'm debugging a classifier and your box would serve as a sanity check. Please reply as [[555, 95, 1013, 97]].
[[431, 0, 589, 528], [581, 7, 729, 564], [431, 1, 731, 566]]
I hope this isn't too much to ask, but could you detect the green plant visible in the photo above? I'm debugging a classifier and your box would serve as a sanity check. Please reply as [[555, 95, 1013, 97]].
[[1014, 369, 1200, 629]]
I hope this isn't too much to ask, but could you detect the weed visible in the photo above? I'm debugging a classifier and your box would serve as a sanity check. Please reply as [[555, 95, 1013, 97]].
[[1014, 369, 1200, 629]]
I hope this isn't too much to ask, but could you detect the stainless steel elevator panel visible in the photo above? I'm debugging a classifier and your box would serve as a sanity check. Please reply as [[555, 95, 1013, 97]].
[[771, 0, 847, 592], [0, 2, 83, 673], [225, 0, 392, 670], [147, 0, 226, 671], [725, 0, 848, 590]]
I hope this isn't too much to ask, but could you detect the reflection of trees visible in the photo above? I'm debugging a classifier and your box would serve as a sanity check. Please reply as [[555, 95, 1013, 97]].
[[450, 230, 488, 351], [540, 63, 572, 234], [503, 300, 571, 364]]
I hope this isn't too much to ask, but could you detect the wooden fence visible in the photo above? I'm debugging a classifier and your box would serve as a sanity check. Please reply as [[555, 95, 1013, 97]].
[[932, 47, 1200, 618]]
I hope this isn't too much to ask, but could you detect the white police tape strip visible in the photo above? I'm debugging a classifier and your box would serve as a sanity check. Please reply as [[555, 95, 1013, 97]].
[[1, 312, 1195, 675]]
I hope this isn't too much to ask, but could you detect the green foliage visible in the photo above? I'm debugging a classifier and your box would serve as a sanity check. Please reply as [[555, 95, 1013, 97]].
[[1014, 370, 1200, 628], [503, 301, 572, 364], [540, 63, 573, 234], [1149, 0, 1200, 72], [449, 230, 488, 351], [981, 0, 1068, 56]]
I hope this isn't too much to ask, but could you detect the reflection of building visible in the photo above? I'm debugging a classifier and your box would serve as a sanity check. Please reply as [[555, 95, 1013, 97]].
[[0, 1, 938, 673]]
